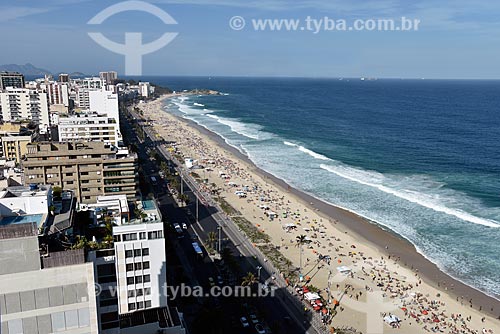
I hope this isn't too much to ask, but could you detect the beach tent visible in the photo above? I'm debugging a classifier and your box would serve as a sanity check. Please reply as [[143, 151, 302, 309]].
[[336, 266, 352, 274], [304, 292, 321, 301], [384, 315, 400, 325]]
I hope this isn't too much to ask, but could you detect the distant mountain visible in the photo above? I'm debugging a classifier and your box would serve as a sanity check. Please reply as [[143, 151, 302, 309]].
[[62, 72, 88, 78], [0, 63, 52, 76]]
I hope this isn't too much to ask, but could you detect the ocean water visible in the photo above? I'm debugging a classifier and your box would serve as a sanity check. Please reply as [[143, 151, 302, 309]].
[[142, 77, 500, 298]]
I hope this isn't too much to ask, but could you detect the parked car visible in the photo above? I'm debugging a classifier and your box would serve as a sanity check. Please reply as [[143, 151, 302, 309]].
[[249, 314, 259, 324], [208, 277, 215, 287], [240, 317, 250, 328], [255, 323, 266, 334], [182, 223, 188, 230]]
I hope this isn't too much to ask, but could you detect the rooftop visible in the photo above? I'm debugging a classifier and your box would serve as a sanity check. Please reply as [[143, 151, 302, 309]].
[[0, 185, 51, 199], [0, 214, 45, 227], [127, 200, 162, 225]]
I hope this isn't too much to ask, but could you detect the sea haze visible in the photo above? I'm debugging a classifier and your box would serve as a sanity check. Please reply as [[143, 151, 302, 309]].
[[144, 76, 500, 298]]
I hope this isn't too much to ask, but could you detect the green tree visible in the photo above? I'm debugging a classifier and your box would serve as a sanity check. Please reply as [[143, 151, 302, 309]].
[[71, 236, 88, 250], [207, 231, 217, 250], [296, 234, 308, 278], [241, 272, 257, 287]]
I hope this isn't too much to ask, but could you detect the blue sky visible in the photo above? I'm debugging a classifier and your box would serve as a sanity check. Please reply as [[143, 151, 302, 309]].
[[1, 0, 500, 78]]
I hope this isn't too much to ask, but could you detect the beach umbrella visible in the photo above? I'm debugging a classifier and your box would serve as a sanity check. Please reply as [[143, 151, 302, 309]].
[[422, 310, 428, 315]]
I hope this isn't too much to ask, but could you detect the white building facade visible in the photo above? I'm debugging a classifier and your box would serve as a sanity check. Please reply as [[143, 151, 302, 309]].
[[57, 112, 122, 146], [0, 88, 50, 132]]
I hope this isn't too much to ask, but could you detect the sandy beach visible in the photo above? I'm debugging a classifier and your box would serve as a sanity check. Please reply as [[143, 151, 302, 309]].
[[136, 94, 499, 334]]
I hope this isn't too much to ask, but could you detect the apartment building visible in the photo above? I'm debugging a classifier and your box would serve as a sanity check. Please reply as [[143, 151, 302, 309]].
[[0, 87, 50, 133], [89, 88, 120, 122], [0, 219, 99, 333], [22, 142, 138, 203], [0, 123, 38, 163], [88, 199, 185, 334], [0, 72, 25, 90], [43, 81, 70, 110], [58, 112, 122, 146], [0, 184, 98, 333], [100, 71, 118, 85]]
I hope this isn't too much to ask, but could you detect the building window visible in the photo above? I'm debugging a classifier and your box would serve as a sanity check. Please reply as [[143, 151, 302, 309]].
[[142, 248, 149, 256], [144, 288, 151, 295], [145, 300, 152, 308], [137, 301, 144, 309], [127, 277, 134, 285], [148, 231, 163, 240], [126, 263, 134, 272], [128, 303, 136, 311], [134, 262, 142, 270], [143, 262, 150, 270], [127, 290, 135, 297], [134, 249, 141, 257], [136, 289, 143, 297], [135, 276, 143, 284], [114, 234, 121, 242], [123, 233, 137, 241], [139, 232, 146, 240], [125, 250, 133, 258], [143, 275, 150, 283]]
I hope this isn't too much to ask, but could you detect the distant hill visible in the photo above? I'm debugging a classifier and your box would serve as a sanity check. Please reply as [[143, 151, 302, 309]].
[[64, 72, 88, 78], [0, 63, 52, 76]]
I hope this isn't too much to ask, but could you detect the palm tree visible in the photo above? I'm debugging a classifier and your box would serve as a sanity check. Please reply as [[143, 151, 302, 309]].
[[179, 193, 190, 205], [71, 236, 88, 250], [241, 272, 257, 287], [207, 231, 217, 250], [296, 234, 308, 278]]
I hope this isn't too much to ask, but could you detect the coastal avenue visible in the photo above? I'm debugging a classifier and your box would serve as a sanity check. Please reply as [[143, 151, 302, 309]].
[[121, 103, 322, 334]]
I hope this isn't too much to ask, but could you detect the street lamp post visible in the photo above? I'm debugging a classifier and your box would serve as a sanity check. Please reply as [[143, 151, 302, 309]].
[[217, 226, 222, 253], [256, 266, 262, 281], [196, 195, 199, 223]]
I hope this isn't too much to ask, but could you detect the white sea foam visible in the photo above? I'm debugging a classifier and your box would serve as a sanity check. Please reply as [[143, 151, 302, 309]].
[[320, 164, 500, 228], [205, 114, 266, 140], [283, 141, 330, 160], [194, 102, 205, 107]]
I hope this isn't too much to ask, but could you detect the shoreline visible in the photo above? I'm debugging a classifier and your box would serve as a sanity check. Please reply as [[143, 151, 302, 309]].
[[173, 103, 500, 315], [144, 94, 499, 332]]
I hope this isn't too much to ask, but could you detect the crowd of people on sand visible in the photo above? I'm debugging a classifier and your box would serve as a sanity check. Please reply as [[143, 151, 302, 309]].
[[139, 100, 497, 334]]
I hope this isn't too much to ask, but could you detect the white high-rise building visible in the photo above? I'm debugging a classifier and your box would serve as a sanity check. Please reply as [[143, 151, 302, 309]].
[[0, 88, 50, 133], [113, 200, 167, 315], [138, 82, 151, 98], [88, 198, 185, 334], [58, 112, 122, 146], [89, 88, 119, 122], [44, 81, 70, 107]]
